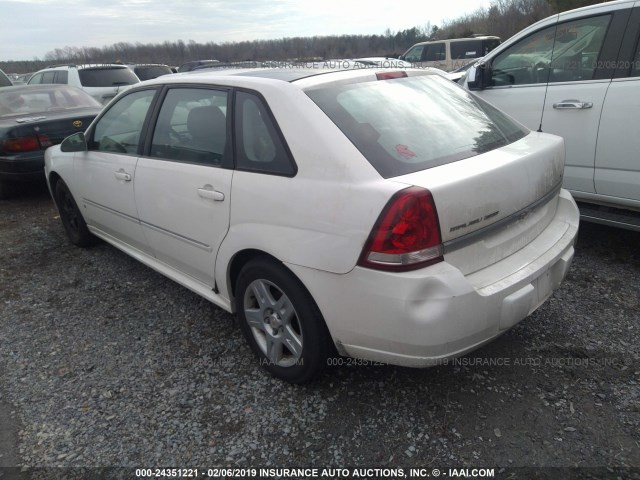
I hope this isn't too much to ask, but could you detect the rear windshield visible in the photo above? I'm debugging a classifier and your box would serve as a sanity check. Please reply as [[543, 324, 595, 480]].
[[79, 67, 139, 87], [0, 86, 100, 116], [134, 66, 173, 80], [305, 74, 528, 178]]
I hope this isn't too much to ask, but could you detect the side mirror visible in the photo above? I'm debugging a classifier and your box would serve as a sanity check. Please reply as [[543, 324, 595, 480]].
[[60, 132, 87, 153], [467, 63, 490, 90]]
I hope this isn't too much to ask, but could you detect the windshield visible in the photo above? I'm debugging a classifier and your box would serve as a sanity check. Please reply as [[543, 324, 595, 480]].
[[306, 74, 528, 178], [79, 67, 140, 87]]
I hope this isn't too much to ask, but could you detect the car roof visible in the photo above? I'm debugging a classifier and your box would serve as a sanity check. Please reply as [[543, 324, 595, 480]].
[[412, 36, 500, 46], [558, 0, 634, 16], [40, 63, 131, 70], [143, 67, 443, 89], [188, 67, 333, 82], [130, 63, 172, 68]]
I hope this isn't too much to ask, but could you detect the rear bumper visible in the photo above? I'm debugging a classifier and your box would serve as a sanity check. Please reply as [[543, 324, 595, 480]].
[[287, 189, 579, 367], [0, 153, 45, 181]]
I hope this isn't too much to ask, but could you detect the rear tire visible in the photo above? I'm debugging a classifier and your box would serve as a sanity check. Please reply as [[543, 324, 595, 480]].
[[54, 180, 96, 247], [235, 257, 332, 383]]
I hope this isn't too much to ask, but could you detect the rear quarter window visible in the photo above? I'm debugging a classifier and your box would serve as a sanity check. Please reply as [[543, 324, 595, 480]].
[[306, 74, 528, 178], [234, 91, 296, 176]]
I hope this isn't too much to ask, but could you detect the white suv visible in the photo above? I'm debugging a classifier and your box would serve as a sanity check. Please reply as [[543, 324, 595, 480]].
[[401, 36, 501, 72], [464, 0, 640, 230], [28, 64, 140, 104]]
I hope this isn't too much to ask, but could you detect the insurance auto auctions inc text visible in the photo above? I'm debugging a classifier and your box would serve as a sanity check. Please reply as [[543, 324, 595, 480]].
[[255, 467, 495, 478], [135, 467, 496, 478]]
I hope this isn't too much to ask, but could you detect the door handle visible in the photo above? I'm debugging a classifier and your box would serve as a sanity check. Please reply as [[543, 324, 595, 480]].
[[114, 169, 132, 181], [197, 185, 225, 201], [553, 99, 593, 110]]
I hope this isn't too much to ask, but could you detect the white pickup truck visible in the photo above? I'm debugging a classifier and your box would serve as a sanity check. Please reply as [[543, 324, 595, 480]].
[[463, 0, 640, 230]]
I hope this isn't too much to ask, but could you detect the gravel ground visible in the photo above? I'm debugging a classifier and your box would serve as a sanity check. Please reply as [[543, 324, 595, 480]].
[[0, 185, 639, 480]]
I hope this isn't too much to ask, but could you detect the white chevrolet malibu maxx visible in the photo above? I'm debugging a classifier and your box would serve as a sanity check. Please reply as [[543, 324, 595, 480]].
[[45, 68, 579, 383]]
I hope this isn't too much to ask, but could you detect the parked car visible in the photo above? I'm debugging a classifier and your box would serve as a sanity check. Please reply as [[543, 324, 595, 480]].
[[400, 36, 501, 71], [0, 85, 102, 198], [45, 68, 579, 382], [126, 64, 174, 81], [0, 69, 13, 88], [177, 60, 220, 72], [464, 0, 640, 230], [10, 73, 33, 85], [28, 64, 140, 105]]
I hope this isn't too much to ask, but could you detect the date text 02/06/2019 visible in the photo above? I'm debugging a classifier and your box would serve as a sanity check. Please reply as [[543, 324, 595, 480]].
[[134, 467, 497, 478]]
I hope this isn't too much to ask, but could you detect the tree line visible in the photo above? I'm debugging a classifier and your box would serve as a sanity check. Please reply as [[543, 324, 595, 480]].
[[0, 0, 609, 74]]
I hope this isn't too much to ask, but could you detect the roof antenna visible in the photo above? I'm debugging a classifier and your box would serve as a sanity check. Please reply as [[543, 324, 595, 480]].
[[538, 14, 560, 133]]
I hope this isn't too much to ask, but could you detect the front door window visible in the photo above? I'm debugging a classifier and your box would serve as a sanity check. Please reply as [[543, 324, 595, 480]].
[[91, 89, 156, 154], [490, 14, 611, 86]]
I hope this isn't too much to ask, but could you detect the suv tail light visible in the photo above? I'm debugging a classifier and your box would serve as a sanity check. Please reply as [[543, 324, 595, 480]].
[[359, 186, 443, 271]]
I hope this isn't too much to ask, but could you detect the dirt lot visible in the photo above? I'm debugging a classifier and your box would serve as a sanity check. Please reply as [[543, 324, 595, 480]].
[[0, 185, 639, 480]]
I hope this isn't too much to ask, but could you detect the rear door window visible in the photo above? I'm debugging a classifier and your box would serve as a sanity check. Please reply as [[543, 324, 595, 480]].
[[150, 87, 229, 166], [423, 43, 446, 61], [54, 71, 68, 84], [306, 74, 527, 178], [41, 71, 56, 84]]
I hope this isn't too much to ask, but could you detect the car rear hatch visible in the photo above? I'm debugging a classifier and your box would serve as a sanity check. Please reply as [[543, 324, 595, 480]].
[[304, 70, 565, 275], [391, 132, 564, 275], [79, 66, 139, 104]]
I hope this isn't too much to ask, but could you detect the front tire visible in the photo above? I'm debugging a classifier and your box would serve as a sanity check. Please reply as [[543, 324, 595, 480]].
[[235, 258, 332, 383], [54, 180, 96, 247]]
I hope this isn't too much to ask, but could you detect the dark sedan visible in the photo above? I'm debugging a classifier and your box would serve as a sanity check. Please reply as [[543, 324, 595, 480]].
[[0, 84, 102, 198]]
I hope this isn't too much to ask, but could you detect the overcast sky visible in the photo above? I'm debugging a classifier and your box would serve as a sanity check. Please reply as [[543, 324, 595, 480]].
[[0, 0, 493, 61]]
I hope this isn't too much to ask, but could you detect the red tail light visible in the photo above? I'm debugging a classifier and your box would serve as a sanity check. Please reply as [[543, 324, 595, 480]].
[[2, 134, 52, 153], [359, 187, 443, 271], [376, 71, 408, 81]]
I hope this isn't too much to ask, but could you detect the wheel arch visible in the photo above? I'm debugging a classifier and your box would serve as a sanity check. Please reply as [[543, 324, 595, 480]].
[[225, 248, 328, 327], [47, 171, 63, 207], [227, 249, 289, 305]]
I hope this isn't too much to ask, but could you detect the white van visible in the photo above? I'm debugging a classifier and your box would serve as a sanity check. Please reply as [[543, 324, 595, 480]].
[[463, 0, 640, 230], [400, 36, 501, 71]]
